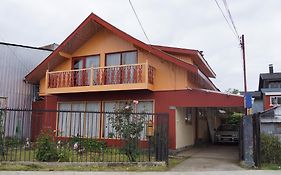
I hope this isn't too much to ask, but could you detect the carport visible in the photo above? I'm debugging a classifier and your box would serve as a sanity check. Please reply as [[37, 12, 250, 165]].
[[169, 88, 244, 151], [169, 89, 244, 170]]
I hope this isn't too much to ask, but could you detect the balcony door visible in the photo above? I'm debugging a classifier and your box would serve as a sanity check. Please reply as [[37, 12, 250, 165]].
[[105, 51, 137, 84], [73, 55, 99, 86]]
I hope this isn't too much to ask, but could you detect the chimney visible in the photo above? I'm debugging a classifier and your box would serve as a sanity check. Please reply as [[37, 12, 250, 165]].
[[269, 64, 274, 74]]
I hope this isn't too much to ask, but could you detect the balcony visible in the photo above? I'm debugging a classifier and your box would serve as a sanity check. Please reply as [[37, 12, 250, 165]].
[[45, 62, 155, 94]]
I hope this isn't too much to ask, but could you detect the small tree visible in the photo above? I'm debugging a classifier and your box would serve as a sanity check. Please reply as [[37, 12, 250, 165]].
[[225, 88, 240, 95], [226, 112, 243, 125], [110, 102, 145, 162]]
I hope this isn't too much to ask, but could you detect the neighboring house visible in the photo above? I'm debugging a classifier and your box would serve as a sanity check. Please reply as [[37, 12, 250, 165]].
[[25, 13, 243, 150], [260, 106, 281, 140], [0, 42, 53, 108], [0, 42, 53, 138], [251, 64, 281, 113]]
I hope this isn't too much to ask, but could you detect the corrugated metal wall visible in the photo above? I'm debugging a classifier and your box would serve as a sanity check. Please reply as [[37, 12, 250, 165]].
[[0, 43, 51, 109], [0, 43, 51, 138]]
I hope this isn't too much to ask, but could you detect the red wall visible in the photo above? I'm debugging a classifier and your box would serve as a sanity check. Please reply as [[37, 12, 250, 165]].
[[264, 95, 271, 110], [32, 89, 243, 149]]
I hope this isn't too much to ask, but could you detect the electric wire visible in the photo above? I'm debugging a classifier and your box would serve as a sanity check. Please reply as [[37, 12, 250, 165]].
[[128, 0, 151, 45], [222, 0, 240, 39], [213, 0, 240, 43]]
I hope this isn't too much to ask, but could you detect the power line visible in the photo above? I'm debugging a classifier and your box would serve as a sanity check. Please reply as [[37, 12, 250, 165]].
[[128, 0, 151, 44], [213, 0, 240, 42], [222, 0, 239, 39]]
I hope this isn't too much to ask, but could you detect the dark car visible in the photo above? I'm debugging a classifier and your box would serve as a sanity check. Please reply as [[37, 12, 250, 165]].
[[214, 124, 239, 143]]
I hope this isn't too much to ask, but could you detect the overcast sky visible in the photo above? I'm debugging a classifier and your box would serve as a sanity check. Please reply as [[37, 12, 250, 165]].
[[0, 0, 280, 91]]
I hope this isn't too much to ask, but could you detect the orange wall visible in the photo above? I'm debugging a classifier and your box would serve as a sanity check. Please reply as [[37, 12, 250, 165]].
[[39, 28, 212, 95]]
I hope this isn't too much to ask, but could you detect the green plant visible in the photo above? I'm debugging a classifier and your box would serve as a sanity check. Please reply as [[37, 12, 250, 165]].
[[69, 136, 106, 152], [261, 133, 281, 164], [57, 148, 71, 162], [226, 112, 243, 125], [35, 130, 58, 162], [110, 102, 145, 162], [84, 139, 106, 152], [4, 137, 21, 147]]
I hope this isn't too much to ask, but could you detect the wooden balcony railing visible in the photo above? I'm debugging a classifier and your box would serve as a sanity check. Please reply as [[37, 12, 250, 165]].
[[46, 63, 155, 91]]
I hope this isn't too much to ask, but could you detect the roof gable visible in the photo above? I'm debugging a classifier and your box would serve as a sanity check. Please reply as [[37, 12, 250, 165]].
[[151, 45, 216, 78], [258, 73, 281, 90], [26, 13, 202, 83]]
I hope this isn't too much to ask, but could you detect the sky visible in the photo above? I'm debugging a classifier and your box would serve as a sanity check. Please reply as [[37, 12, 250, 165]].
[[0, 0, 280, 92]]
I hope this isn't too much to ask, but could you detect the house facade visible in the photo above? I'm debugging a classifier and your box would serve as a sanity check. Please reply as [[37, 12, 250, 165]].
[[252, 64, 281, 113], [25, 13, 243, 150]]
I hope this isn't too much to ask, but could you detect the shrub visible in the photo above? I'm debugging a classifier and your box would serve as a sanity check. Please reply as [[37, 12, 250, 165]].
[[84, 139, 106, 152], [57, 148, 71, 162], [35, 130, 58, 162], [226, 112, 243, 125], [261, 133, 281, 164], [4, 137, 21, 147], [69, 136, 106, 152]]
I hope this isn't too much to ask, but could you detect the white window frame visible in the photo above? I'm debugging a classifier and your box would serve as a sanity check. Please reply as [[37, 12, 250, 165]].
[[270, 96, 281, 106], [56, 101, 101, 138]]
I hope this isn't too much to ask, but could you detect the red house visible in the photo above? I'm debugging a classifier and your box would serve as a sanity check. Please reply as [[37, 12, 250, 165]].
[[25, 13, 243, 150]]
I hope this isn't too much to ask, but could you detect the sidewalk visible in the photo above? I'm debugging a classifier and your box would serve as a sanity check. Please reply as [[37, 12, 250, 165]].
[[0, 171, 280, 175]]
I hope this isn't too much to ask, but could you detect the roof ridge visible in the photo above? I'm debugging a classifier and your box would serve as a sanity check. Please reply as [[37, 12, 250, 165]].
[[0, 41, 53, 51]]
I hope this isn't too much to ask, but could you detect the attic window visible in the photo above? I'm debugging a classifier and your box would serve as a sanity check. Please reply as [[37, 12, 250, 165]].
[[269, 82, 281, 88], [270, 96, 281, 106]]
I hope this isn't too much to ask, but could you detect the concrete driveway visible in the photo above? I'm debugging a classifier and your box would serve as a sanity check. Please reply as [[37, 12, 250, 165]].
[[171, 144, 244, 171]]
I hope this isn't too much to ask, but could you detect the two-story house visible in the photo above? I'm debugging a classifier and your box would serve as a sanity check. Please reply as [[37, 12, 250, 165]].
[[252, 64, 281, 113], [25, 13, 243, 150]]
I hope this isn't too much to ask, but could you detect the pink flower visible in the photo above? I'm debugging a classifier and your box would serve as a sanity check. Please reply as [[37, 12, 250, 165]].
[[133, 100, 139, 105]]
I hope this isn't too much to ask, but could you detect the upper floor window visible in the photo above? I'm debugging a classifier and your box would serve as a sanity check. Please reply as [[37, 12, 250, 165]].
[[270, 96, 281, 106], [72, 55, 100, 86], [268, 82, 281, 88], [105, 51, 137, 66], [73, 55, 100, 70], [105, 51, 138, 84]]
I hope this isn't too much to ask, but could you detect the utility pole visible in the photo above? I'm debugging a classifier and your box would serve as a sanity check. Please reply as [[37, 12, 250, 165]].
[[241, 34, 248, 115]]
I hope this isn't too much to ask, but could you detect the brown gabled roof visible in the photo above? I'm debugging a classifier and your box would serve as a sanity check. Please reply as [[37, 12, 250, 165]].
[[26, 13, 205, 83]]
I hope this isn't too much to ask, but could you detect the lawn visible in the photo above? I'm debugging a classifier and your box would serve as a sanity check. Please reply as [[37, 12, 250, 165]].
[[0, 157, 186, 171], [261, 164, 281, 170]]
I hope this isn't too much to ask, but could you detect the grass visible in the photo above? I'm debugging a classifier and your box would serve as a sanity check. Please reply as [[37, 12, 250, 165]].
[[261, 163, 281, 170], [0, 157, 186, 171]]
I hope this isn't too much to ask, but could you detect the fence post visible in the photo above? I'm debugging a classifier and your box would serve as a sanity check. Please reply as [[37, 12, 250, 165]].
[[242, 115, 255, 167]]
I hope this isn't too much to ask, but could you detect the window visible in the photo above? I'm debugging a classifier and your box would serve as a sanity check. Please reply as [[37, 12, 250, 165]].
[[269, 82, 281, 88], [105, 51, 137, 84], [57, 100, 153, 140], [57, 102, 101, 137], [73, 55, 100, 86], [0, 97, 7, 108], [270, 96, 281, 106], [103, 100, 153, 140]]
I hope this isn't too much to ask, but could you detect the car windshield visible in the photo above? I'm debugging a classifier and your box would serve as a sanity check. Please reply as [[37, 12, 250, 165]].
[[218, 125, 238, 131]]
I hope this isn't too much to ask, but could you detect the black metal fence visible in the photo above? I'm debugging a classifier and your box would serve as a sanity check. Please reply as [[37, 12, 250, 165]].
[[0, 108, 169, 164]]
